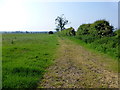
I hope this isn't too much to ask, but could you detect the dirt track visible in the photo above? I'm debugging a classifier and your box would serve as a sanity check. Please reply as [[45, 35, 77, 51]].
[[38, 37, 118, 88]]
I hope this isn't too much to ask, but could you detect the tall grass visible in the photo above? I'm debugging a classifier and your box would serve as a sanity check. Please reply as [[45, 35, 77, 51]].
[[65, 35, 118, 60], [2, 33, 58, 88]]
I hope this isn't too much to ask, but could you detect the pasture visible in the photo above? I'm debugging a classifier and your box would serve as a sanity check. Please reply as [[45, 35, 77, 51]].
[[2, 33, 58, 88]]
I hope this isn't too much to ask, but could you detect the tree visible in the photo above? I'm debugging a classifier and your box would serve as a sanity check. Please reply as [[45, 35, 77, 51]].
[[48, 31, 53, 34], [55, 14, 68, 31], [77, 24, 96, 43], [77, 24, 91, 35], [89, 20, 114, 37]]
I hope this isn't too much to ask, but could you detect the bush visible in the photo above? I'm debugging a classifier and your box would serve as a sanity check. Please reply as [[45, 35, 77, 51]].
[[77, 24, 91, 35], [89, 36, 118, 58], [48, 31, 54, 34], [89, 20, 114, 37], [113, 29, 120, 36], [77, 20, 114, 41], [57, 27, 76, 36]]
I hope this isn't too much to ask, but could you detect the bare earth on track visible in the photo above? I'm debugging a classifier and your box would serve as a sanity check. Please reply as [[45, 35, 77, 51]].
[[38, 37, 118, 88]]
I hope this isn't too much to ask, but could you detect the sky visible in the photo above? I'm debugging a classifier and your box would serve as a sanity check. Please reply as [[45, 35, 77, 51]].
[[0, 0, 118, 31]]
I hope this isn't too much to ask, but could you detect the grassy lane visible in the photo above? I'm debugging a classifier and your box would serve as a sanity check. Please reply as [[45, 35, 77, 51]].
[[38, 36, 118, 88], [2, 34, 59, 88]]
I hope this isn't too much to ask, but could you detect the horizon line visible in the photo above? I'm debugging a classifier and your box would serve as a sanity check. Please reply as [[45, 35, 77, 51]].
[[0, 30, 56, 32]]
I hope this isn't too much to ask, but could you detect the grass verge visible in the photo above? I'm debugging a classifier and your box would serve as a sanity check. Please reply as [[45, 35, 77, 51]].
[[65, 36, 118, 60], [63, 36, 118, 72]]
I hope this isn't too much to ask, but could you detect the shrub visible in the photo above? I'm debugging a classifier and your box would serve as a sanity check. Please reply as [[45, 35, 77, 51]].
[[77, 24, 91, 36], [48, 31, 54, 34], [57, 27, 76, 36], [89, 20, 114, 37]]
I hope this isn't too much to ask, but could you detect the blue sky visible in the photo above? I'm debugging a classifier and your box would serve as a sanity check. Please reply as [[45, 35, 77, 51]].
[[0, 0, 118, 31]]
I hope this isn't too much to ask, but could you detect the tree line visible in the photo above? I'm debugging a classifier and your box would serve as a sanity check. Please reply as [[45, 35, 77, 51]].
[[55, 14, 119, 40]]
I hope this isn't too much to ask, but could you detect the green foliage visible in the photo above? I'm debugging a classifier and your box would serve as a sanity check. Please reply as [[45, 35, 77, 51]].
[[66, 36, 118, 59], [113, 29, 120, 37], [89, 36, 118, 59], [76, 35, 96, 43], [57, 27, 75, 36], [77, 24, 91, 35], [55, 14, 68, 31], [77, 20, 114, 40], [2, 34, 58, 88], [90, 20, 113, 37]]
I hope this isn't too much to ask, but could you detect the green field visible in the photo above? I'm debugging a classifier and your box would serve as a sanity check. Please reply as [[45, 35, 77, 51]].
[[2, 33, 58, 88], [2, 33, 118, 88]]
